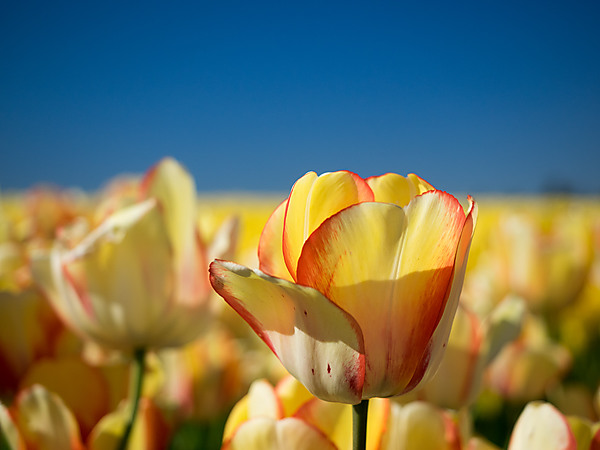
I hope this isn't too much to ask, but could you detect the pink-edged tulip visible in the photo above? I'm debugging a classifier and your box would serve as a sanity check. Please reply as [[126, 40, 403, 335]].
[[222, 376, 390, 450], [30, 158, 212, 351], [486, 314, 571, 403], [3, 384, 85, 450], [210, 171, 477, 404], [222, 378, 337, 450], [157, 326, 246, 422], [408, 295, 524, 410], [508, 402, 577, 450]]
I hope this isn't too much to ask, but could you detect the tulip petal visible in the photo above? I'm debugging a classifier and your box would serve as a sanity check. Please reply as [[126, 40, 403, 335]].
[[383, 401, 458, 450], [412, 195, 477, 391], [275, 376, 315, 417], [14, 384, 85, 450], [508, 402, 576, 450], [258, 200, 293, 281], [366, 173, 433, 206], [294, 396, 390, 450], [297, 192, 475, 397], [67, 204, 175, 348], [210, 260, 365, 404], [141, 157, 209, 304], [283, 171, 373, 280], [0, 402, 26, 450], [223, 417, 337, 450]]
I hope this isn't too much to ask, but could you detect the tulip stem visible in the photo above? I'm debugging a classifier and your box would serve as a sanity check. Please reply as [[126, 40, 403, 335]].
[[117, 348, 146, 450], [352, 399, 369, 450]]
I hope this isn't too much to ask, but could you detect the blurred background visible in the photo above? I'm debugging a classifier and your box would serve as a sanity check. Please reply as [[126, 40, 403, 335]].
[[1, 0, 599, 195]]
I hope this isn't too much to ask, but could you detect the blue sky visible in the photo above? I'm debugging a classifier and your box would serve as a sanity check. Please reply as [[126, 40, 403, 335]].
[[1, 1, 599, 194]]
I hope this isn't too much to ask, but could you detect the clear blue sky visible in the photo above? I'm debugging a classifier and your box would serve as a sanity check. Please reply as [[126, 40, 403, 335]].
[[1, 1, 599, 194]]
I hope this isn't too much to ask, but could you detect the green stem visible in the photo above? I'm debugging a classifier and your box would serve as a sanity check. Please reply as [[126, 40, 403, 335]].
[[116, 348, 146, 450], [352, 399, 369, 450]]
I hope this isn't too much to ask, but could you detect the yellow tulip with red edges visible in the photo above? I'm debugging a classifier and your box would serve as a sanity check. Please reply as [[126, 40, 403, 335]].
[[31, 158, 212, 351], [210, 170, 477, 404]]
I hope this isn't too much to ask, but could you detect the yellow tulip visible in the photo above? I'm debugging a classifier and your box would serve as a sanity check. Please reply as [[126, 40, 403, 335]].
[[411, 295, 525, 410], [3, 384, 85, 450], [486, 314, 571, 403], [382, 401, 461, 450], [223, 376, 390, 450], [157, 326, 246, 422], [31, 158, 213, 351], [222, 377, 337, 449], [210, 171, 477, 404]]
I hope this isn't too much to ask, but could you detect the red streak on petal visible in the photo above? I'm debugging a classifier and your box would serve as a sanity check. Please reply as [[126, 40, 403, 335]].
[[62, 263, 95, 319]]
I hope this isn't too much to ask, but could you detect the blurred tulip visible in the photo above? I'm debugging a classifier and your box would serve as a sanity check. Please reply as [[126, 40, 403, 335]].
[[210, 170, 477, 404], [223, 376, 392, 450], [0, 401, 25, 450], [508, 401, 579, 450], [382, 401, 461, 450], [4, 384, 85, 450], [222, 377, 337, 449], [492, 211, 592, 313], [486, 314, 571, 403], [410, 295, 525, 410], [30, 158, 213, 351], [157, 326, 246, 422]]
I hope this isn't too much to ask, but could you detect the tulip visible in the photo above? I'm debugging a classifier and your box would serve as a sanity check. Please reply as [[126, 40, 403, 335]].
[[382, 401, 461, 450], [210, 170, 477, 405], [30, 157, 217, 449], [508, 402, 577, 450], [157, 326, 246, 422], [408, 295, 525, 411], [31, 157, 211, 352], [2, 384, 85, 450], [222, 376, 390, 450], [490, 211, 592, 313], [486, 314, 571, 403], [222, 378, 337, 450]]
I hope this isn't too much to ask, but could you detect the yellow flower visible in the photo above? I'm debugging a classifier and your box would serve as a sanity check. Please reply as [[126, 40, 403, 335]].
[[222, 376, 389, 450], [1, 384, 85, 450], [210, 171, 477, 404], [31, 158, 213, 351]]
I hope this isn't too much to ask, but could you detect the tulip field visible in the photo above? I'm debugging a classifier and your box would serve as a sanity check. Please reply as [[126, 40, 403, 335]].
[[2, 158, 600, 449]]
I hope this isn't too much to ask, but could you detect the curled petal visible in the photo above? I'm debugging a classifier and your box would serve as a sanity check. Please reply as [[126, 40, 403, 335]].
[[283, 171, 373, 280], [210, 260, 365, 404]]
